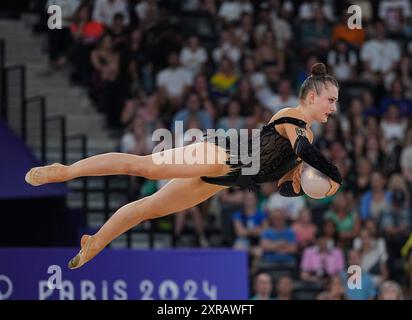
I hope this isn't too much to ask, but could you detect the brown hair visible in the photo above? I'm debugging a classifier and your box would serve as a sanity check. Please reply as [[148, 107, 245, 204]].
[[299, 63, 339, 99]]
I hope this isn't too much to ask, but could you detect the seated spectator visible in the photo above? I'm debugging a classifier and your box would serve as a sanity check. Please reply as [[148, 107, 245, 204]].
[[210, 57, 239, 104], [274, 275, 295, 300], [332, 10, 366, 49], [378, 281, 404, 300], [70, 3, 105, 85], [378, 0, 411, 35], [317, 275, 346, 300], [291, 208, 317, 249], [250, 272, 275, 300], [236, 78, 257, 116], [218, 0, 253, 23], [157, 52, 193, 112], [380, 78, 412, 116], [348, 158, 372, 198], [107, 13, 129, 52], [353, 229, 389, 287], [172, 92, 213, 133], [179, 36, 208, 77], [217, 99, 246, 132], [212, 29, 241, 65], [300, 234, 345, 284], [359, 171, 392, 221], [120, 117, 153, 155], [380, 104, 408, 144], [260, 209, 297, 265], [361, 89, 380, 117], [360, 20, 401, 88], [381, 189, 411, 259], [92, 0, 130, 27], [299, 7, 332, 56], [340, 250, 377, 300], [257, 78, 298, 114], [327, 39, 358, 81], [46, 0, 80, 69], [174, 203, 209, 248], [265, 185, 305, 222], [325, 191, 361, 248], [232, 192, 267, 251]]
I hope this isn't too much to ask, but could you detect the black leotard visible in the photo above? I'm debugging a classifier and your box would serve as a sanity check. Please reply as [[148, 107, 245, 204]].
[[200, 117, 306, 190]]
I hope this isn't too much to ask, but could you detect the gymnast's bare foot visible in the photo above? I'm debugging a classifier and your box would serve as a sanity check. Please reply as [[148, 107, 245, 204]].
[[68, 235, 98, 270], [25, 163, 68, 186]]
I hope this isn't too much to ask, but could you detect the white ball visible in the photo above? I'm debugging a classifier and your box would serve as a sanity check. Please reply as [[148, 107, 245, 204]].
[[301, 163, 331, 199]]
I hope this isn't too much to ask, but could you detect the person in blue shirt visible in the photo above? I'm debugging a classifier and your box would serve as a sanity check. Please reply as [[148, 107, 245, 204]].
[[260, 209, 297, 264], [232, 191, 267, 250], [340, 249, 377, 300]]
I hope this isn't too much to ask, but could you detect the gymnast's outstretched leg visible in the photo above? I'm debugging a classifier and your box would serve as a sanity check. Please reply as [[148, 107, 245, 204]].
[[25, 141, 230, 185], [68, 177, 227, 269]]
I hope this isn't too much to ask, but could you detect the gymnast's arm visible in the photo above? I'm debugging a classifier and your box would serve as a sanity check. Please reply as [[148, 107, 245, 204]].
[[282, 123, 342, 195]]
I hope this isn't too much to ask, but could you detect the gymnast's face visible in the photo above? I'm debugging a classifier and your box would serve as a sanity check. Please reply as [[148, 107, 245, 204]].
[[310, 84, 339, 123]]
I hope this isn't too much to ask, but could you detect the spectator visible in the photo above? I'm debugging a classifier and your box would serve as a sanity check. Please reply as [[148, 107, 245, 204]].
[[325, 191, 361, 249], [300, 233, 345, 284], [264, 184, 305, 222], [274, 275, 295, 300], [378, 0, 411, 35], [327, 39, 358, 81], [380, 78, 412, 116], [210, 57, 239, 104], [260, 209, 297, 265], [332, 10, 366, 49], [360, 20, 401, 88], [381, 189, 411, 259], [360, 171, 392, 221], [212, 28, 241, 65], [250, 272, 275, 300], [260, 78, 298, 114], [353, 229, 389, 287], [317, 275, 346, 300], [340, 249, 377, 300], [120, 117, 153, 155], [70, 3, 105, 85], [156, 52, 193, 112], [93, 0, 130, 27], [232, 191, 267, 251], [217, 99, 246, 131], [179, 36, 208, 77], [292, 208, 317, 249], [46, 0, 80, 69], [378, 280, 404, 300], [218, 0, 253, 23], [172, 92, 213, 133]]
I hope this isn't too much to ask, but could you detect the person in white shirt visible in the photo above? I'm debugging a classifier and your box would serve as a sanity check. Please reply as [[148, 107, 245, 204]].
[[360, 21, 401, 88], [218, 0, 253, 23], [93, 0, 130, 26], [327, 39, 358, 81], [156, 52, 193, 108], [212, 29, 241, 65], [179, 36, 208, 77], [257, 78, 298, 113]]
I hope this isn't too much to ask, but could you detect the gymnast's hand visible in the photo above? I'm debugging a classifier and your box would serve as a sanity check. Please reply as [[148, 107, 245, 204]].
[[325, 179, 340, 197]]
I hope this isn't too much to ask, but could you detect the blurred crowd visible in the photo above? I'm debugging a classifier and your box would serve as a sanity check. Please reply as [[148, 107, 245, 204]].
[[39, 0, 412, 299]]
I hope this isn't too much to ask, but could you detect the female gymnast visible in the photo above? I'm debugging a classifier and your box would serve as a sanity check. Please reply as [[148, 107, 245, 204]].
[[25, 63, 342, 269]]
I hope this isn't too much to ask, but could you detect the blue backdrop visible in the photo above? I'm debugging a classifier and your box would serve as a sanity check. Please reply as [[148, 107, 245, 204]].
[[0, 248, 248, 300]]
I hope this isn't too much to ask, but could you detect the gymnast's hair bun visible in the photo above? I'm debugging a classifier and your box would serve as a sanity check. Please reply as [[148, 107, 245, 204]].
[[311, 63, 327, 77]]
